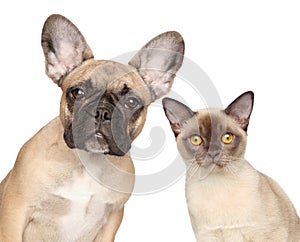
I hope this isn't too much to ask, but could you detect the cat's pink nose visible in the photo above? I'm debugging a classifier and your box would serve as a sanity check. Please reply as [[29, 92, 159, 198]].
[[207, 150, 220, 161]]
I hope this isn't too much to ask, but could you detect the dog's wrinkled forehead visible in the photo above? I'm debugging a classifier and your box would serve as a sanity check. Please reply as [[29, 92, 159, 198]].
[[62, 59, 153, 103]]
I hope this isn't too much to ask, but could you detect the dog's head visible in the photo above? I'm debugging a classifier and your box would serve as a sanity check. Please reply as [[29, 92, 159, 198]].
[[41, 14, 184, 156]]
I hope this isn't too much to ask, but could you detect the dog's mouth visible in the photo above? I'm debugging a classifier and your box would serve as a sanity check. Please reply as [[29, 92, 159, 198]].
[[95, 132, 104, 139], [93, 104, 132, 156], [64, 116, 131, 156], [94, 129, 131, 156], [93, 132, 110, 154]]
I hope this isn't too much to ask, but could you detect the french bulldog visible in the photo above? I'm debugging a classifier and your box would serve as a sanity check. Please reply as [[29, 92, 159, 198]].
[[0, 14, 184, 241]]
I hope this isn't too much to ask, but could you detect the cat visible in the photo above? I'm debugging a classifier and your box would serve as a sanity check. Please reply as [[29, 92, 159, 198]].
[[162, 91, 300, 242]]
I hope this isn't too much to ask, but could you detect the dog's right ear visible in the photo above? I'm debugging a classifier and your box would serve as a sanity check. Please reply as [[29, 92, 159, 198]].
[[41, 14, 94, 86], [129, 31, 184, 100]]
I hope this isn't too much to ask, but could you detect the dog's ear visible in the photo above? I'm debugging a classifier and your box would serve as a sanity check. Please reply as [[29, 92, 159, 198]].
[[41, 14, 94, 86], [129, 31, 184, 100]]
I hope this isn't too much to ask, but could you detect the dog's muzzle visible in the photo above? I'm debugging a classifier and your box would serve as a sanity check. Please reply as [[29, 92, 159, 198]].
[[95, 104, 112, 123], [95, 102, 132, 156]]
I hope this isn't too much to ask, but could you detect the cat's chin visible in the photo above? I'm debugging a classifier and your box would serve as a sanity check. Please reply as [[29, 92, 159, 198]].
[[194, 160, 230, 179], [197, 160, 215, 168], [197, 163, 216, 180], [197, 159, 222, 168], [200, 158, 228, 168]]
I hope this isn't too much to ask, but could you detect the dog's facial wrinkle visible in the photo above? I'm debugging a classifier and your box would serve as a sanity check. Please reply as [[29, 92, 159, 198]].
[[119, 84, 131, 96], [66, 78, 101, 113], [64, 76, 146, 155]]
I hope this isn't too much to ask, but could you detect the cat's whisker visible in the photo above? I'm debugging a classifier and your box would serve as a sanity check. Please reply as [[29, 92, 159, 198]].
[[186, 160, 200, 181], [225, 163, 237, 176], [222, 156, 239, 175], [198, 162, 217, 181]]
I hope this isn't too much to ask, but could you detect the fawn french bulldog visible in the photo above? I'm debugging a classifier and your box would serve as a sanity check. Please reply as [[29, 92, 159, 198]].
[[0, 14, 184, 241]]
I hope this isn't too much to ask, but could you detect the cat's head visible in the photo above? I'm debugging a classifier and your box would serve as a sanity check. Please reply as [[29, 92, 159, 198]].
[[162, 91, 254, 174]]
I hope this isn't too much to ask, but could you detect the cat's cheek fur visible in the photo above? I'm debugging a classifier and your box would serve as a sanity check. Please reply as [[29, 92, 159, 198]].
[[229, 134, 246, 159], [176, 137, 197, 164]]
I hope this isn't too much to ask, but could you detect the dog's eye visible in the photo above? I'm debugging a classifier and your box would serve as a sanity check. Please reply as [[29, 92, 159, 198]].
[[124, 97, 139, 109], [71, 88, 85, 100]]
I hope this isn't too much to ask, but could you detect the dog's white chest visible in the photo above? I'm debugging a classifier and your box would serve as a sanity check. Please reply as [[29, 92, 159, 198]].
[[52, 170, 114, 241]]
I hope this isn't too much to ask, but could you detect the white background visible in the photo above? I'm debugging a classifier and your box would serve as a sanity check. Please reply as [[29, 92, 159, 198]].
[[1, 1, 300, 241]]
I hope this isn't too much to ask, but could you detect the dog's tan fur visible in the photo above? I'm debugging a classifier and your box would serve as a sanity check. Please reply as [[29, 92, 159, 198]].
[[0, 14, 184, 241], [0, 117, 134, 241]]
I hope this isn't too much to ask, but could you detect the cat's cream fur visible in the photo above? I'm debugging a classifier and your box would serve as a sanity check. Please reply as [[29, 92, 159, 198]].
[[163, 92, 300, 242]]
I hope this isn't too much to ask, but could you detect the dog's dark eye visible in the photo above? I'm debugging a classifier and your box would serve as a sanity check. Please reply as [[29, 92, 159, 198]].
[[71, 88, 85, 100], [124, 97, 139, 109]]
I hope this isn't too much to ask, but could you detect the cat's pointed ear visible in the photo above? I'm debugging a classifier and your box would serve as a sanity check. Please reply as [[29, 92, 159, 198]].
[[162, 98, 195, 137], [129, 31, 184, 100], [225, 91, 254, 131], [41, 14, 94, 86]]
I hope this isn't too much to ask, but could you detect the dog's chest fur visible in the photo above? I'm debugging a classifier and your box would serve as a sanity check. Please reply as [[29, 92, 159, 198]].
[[25, 165, 125, 241], [52, 170, 114, 240]]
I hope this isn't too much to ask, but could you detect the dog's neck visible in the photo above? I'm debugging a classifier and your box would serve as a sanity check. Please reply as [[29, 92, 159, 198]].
[[75, 149, 135, 194]]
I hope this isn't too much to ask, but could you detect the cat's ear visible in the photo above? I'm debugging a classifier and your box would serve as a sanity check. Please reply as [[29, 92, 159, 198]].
[[162, 98, 195, 137], [225, 91, 254, 131], [41, 14, 94, 86]]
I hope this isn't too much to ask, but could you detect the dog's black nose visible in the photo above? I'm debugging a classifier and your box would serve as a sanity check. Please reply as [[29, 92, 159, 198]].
[[95, 108, 112, 122]]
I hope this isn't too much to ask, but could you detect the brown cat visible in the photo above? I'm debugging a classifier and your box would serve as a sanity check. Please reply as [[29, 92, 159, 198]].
[[163, 91, 300, 242]]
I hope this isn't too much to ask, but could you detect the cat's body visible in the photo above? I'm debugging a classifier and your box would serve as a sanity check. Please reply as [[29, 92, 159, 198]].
[[163, 92, 300, 242], [186, 150, 299, 241]]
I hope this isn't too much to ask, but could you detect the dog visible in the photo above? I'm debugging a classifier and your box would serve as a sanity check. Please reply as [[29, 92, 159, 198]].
[[0, 14, 184, 241]]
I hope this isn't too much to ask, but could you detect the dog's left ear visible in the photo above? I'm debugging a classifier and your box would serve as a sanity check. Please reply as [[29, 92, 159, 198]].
[[129, 31, 184, 100], [41, 14, 94, 86]]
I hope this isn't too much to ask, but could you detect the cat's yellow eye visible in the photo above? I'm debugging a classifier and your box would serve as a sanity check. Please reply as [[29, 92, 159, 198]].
[[190, 135, 202, 146], [222, 133, 234, 144]]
